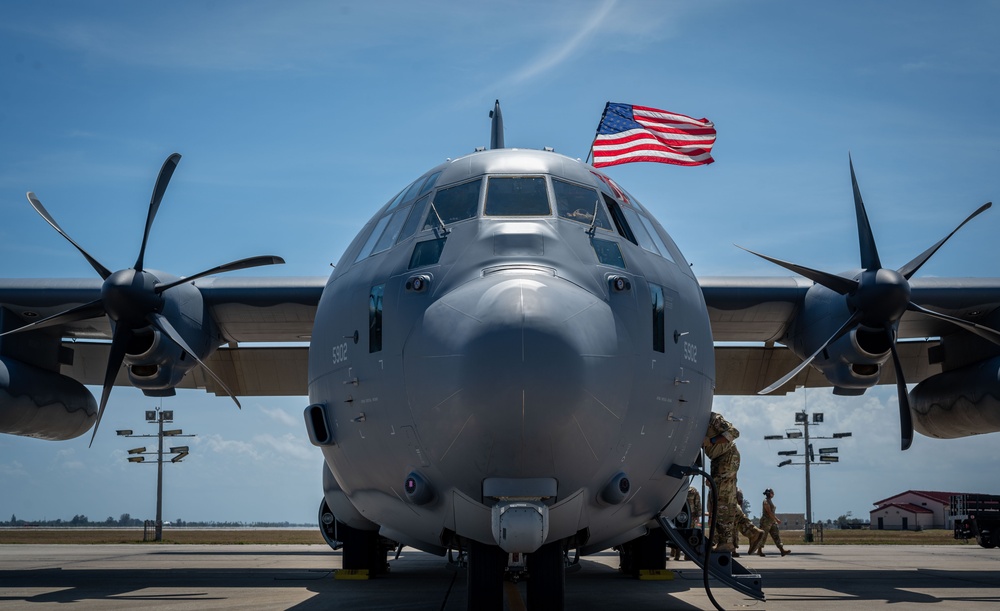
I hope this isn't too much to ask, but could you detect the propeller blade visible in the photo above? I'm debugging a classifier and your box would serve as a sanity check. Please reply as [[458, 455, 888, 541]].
[[886, 328, 914, 451], [736, 245, 859, 295], [149, 313, 241, 409], [906, 301, 1000, 346], [849, 155, 883, 271], [0, 299, 106, 337], [154, 255, 286, 293], [897, 202, 992, 280], [89, 325, 131, 447], [134, 153, 181, 272], [26, 192, 113, 280], [760, 312, 862, 394]]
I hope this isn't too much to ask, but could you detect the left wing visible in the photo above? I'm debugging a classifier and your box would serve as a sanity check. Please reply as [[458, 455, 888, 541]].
[[0, 276, 324, 440]]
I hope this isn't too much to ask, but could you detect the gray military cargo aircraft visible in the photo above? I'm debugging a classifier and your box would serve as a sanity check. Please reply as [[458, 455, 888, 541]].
[[2, 102, 999, 609]]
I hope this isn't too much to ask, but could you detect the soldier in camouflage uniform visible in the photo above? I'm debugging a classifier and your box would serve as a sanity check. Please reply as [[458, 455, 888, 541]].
[[759, 488, 791, 556], [731, 488, 766, 557], [703, 411, 742, 553]]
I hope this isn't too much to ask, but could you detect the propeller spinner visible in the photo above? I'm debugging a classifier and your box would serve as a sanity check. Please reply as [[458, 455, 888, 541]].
[[741, 156, 998, 451], [5, 154, 285, 445]]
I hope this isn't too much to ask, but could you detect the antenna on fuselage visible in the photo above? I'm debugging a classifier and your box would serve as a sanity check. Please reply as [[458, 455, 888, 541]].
[[489, 99, 504, 149]]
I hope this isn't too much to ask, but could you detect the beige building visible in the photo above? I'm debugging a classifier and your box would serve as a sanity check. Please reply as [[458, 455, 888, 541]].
[[870, 490, 960, 530]]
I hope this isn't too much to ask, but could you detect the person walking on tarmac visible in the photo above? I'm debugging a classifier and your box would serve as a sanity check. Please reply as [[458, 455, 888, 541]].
[[758, 488, 791, 557], [732, 488, 766, 557], [702, 411, 743, 554]]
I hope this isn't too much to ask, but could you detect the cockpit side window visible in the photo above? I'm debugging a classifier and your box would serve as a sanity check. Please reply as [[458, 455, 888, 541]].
[[396, 194, 430, 245], [417, 171, 442, 197], [354, 214, 393, 263], [485, 176, 550, 217], [602, 193, 637, 244], [635, 212, 675, 263], [553, 178, 612, 230], [424, 178, 482, 229], [372, 207, 411, 255], [620, 206, 661, 256]]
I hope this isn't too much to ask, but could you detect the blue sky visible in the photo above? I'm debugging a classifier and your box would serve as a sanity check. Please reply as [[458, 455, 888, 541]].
[[1, 1, 999, 525]]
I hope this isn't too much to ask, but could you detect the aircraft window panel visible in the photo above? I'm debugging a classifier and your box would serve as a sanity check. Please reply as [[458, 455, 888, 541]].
[[372, 207, 410, 254], [385, 187, 409, 211], [424, 178, 482, 229], [636, 213, 675, 262], [650, 282, 665, 353], [369, 284, 384, 353], [409, 237, 447, 269], [603, 194, 637, 244], [620, 206, 660, 255], [484, 176, 550, 217], [553, 178, 612, 230], [590, 238, 626, 269], [403, 176, 431, 204], [418, 171, 442, 197], [396, 194, 429, 245], [354, 214, 393, 263]]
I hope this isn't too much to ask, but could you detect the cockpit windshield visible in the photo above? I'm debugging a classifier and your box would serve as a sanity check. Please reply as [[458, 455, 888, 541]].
[[552, 178, 612, 231], [484, 176, 549, 216]]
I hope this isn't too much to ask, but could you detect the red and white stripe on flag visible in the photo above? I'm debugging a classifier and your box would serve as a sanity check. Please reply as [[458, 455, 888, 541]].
[[592, 104, 716, 168]]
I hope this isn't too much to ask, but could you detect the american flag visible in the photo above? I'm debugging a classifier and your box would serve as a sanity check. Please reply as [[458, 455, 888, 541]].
[[591, 103, 716, 168]]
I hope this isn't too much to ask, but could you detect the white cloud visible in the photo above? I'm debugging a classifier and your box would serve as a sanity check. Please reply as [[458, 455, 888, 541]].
[[257, 405, 299, 428]]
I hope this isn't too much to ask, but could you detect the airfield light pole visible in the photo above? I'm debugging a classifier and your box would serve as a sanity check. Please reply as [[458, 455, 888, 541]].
[[764, 392, 851, 542], [117, 408, 194, 542]]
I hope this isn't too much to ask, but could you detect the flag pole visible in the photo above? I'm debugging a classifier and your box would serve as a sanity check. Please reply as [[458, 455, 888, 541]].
[[585, 102, 611, 165]]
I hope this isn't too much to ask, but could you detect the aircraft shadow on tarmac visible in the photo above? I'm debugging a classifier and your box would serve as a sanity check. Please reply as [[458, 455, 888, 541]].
[[2, 555, 1000, 610]]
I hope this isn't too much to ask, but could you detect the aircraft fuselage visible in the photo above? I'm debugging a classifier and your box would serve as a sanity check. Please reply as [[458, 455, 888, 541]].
[[308, 148, 713, 556]]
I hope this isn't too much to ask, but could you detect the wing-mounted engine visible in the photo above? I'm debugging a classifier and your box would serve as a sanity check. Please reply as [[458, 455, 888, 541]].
[[1, 154, 284, 444], [121, 275, 220, 394], [741, 156, 1000, 449], [785, 283, 892, 392]]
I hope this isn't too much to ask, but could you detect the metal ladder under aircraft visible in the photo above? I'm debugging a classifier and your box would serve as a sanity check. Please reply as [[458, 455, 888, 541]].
[[656, 515, 765, 601]]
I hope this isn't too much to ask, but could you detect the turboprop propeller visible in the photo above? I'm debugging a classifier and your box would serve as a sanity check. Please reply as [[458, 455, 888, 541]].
[[740, 156, 999, 450], [2, 154, 284, 445]]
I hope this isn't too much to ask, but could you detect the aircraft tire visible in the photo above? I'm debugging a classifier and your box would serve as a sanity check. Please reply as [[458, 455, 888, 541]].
[[526, 541, 565, 610], [467, 540, 506, 611], [978, 529, 997, 549], [339, 520, 389, 575]]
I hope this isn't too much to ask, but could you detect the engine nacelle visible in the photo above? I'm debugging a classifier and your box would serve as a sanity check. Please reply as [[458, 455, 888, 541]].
[[788, 284, 891, 391], [0, 356, 96, 440], [909, 357, 1000, 439], [124, 327, 189, 392], [810, 326, 890, 391], [121, 278, 221, 394]]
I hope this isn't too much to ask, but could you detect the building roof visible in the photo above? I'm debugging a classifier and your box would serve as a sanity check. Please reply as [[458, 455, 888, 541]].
[[870, 502, 934, 515], [872, 490, 964, 507]]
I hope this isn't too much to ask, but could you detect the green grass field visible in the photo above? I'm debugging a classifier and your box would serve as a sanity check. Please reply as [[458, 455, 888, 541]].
[[0, 528, 326, 545], [0, 527, 971, 546]]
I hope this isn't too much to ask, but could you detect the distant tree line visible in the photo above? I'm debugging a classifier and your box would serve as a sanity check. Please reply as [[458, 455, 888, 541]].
[[4, 514, 309, 528]]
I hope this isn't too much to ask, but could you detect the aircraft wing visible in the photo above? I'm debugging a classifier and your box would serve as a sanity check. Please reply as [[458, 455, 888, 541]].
[[702, 276, 1000, 395], [0, 276, 325, 396]]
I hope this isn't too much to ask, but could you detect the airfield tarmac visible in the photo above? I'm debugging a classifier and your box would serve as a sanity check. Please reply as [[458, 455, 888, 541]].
[[1, 543, 999, 610]]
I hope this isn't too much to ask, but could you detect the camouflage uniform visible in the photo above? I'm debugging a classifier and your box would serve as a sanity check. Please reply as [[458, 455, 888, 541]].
[[703, 412, 740, 552], [687, 486, 702, 527], [759, 490, 789, 555], [732, 489, 765, 552]]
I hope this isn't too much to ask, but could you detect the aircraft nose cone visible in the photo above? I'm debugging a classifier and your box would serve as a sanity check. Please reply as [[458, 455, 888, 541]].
[[403, 273, 629, 480]]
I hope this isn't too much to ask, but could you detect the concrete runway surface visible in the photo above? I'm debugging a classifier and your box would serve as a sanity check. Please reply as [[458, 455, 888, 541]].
[[1, 543, 999, 610]]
